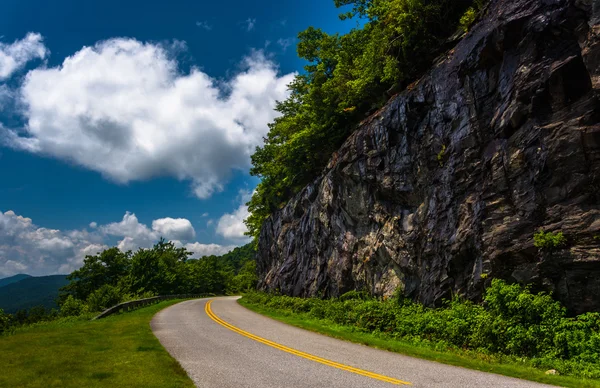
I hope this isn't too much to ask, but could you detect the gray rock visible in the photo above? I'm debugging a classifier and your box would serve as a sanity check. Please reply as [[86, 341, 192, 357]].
[[257, 0, 600, 315]]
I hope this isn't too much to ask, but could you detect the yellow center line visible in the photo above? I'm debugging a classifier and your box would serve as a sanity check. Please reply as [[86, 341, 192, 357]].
[[205, 300, 411, 386]]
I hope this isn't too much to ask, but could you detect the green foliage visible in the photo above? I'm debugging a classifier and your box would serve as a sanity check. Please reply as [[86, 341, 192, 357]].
[[227, 260, 259, 294], [339, 290, 370, 301], [534, 230, 567, 251], [437, 144, 446, 166], [61, 247, 131, 302], [0, 308, 11, 335], [243, 280, 600, 379], [128, 239, 190, 295], [55, 241, 257, 318], [459, 7, 477, 32], [59, 295, 89, 317], [86, 284, 124, 312], [246, 0, 476, 238]]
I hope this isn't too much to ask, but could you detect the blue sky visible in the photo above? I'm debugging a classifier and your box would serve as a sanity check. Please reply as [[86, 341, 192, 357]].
[[0, 0, 355, 276]]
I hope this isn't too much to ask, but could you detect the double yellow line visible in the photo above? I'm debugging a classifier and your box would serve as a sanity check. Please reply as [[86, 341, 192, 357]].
[[205, 300, 411, 386]]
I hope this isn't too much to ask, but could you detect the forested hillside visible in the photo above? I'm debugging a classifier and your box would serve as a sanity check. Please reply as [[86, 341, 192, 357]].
[[0, 274, 32, 288], [0, 275, 68, 313]]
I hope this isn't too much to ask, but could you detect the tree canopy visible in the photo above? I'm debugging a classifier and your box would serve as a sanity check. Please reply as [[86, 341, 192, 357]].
[[59, 241, 257, 312]]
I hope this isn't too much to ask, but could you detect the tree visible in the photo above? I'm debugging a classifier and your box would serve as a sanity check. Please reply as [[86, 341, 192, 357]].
[[129, 239, 190, 295], [227, 260, 258, 294], [60, 247, 131, 302], [0, 308, 12, 335]]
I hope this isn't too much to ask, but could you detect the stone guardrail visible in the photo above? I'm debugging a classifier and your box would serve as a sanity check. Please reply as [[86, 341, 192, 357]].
[[92, 294, 211, 320]]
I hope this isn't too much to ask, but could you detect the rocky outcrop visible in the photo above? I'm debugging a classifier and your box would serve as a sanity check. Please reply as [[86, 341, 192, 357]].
[[257, 0, 600, 314]]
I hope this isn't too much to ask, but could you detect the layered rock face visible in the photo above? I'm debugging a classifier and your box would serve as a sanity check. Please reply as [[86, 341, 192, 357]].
[[257, 0, 600, 314]]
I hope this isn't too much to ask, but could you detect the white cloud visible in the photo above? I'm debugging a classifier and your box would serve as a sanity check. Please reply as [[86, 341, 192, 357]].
[[89, 222, 97, 228], [201, 212, 209, 217], [4, 260, 27, 273], [3, 37, 295, 199], [102, 212, 155, 245], [0, 33, 48, 80], [277, 38, 295, 52], [0, 210, 106, 277], [0, 84, 14, 110], [245, 18, 256, 31], [152, 217, 195, 241], [183, 242, 235, 258], [195, 21, 212, 31], [216, 190, 252, 241], [101, 213, 197, 250], [0, 209, 245, 277], [216, 205, 250, 240]]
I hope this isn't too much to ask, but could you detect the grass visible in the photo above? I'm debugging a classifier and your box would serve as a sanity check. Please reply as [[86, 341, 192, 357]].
[[0, 300, 194, 388], [238, 297, 600, 388]]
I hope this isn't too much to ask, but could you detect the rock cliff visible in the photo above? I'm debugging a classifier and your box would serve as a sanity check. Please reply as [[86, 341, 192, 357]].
[[257, 0, 600, 314]]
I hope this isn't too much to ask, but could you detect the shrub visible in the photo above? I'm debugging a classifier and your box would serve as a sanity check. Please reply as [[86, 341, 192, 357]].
[[244, 279, 600, 378], [533, 230, 567, 251], [339, 290, 371, 302], [60, 295, 89, 317], [0, 308, 12, 335], [86, 284, 124, 312], [459, 7, 477, 32]]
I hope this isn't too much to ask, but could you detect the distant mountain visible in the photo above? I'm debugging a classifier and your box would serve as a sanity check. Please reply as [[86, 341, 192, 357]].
[[0, 274, 32, 288], [0, 275, 69, 313]]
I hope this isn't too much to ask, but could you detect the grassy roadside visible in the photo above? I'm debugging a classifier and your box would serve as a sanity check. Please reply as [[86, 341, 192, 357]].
[[0, 299, 194, 388], [238, 297, 600, 388]]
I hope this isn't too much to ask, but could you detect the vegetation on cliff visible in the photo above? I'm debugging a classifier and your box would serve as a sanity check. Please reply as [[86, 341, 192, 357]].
[[241, 280, 600, 383], [246, 0, 485, 238]]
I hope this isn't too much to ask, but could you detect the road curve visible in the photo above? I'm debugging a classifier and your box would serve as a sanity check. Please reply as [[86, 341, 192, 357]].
[[151, 297, 555, 388]]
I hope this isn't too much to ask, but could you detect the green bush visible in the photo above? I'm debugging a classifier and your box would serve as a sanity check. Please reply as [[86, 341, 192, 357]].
[[243, 280, 600, 379], [339, 290, 370, 302], [0, 308, 12, 335], [86, 284, 124, 312], [533, 230, 567, 251], [459, 7, 477, 32], [60, 295, 89, 317]]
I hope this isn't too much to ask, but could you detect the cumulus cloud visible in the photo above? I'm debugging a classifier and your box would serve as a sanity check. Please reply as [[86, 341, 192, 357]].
[[0, 210, 107, 277], [0, 209, 240, 277], [0, 33, 48, 80], [101, 212, 197, 251], [101, 212, 157, 251], [183, 242, 235, 258], [216, 190, 252, 241], [152, 217, 195, 241], [3, 37, 295, 199]]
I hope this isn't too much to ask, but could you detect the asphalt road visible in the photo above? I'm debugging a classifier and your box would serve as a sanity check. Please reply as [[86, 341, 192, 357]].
[[151, 297, 556, 388]]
